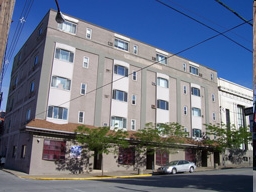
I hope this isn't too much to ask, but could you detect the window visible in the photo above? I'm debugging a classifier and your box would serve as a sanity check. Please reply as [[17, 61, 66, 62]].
[[118, 147, 135, 165], [213, 112, 216, 121], [78, 111, 84, 123], [80, 83, 87, 95], [83, 57, 89, 68], [132, 71, 137, 81], [184, 86, 187, 94], [192, 128, 202, 138], [156, 149, 169, 166], [21, 145, 26, 159], [111, 116, 127, 129], [157, 100, 169, 110], [42, 139, 66, 161], [113, 90, 127, 102], [114, 65, 128, 77], [133, 45, 138, 54], [131, 94, 136, 105], [189, 66, 199, 75], [26, 109, 31, 121], [55, 48, 74, 63], [184, 106, 188, 115], [114, 39, 128, 51], [211, 73, 214, 81], [156, 54, 167, 64], [212, 94, 215, 102], [86, 28, 92, 39], [47, 106, 68, 120], [184, 128, 189, 136], [38, 27, 43, 36], [58, 21, 77, 34], [131, 119, 136, 130], [51, 76, 71, 90], [183, 63, 186, 71], [30, 81, 35, 92], [192, 107, 201, 116], [12, 146, 17, 158], [191, 87, 200, 96], [237, 105, 244, 128], [157, 77, 168, 88], [34, 55, 38, 65]]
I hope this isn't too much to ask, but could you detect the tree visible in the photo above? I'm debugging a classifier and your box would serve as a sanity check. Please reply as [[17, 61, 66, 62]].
[[204, 123, 252, 165], [133, 122, 187, 167], [75, 126, 129, 176]]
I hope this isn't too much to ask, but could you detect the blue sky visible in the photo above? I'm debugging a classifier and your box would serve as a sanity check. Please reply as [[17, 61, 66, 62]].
[[1, 0, 253, 111]]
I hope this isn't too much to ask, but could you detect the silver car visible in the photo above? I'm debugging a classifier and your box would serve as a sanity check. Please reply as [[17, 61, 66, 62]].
[[157, 160, 196, 174]]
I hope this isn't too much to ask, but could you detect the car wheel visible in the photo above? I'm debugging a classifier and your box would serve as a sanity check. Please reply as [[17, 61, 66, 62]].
[[189, 167, 194, 173], [172, 168, 177, 174]]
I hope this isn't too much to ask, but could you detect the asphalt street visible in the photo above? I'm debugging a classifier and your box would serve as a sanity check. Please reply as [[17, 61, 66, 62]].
[[0, 168, 252, 192]]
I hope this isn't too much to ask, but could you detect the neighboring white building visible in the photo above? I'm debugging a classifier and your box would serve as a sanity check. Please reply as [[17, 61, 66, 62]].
[[218, 78, 253, 162]]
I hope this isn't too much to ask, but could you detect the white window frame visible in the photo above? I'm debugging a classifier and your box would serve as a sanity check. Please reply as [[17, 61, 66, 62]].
[[211, 73, 214, 81], [47, 106, 68, 120], [78, 111, 85, 123], [114, 65, 128, 77], [113, 90, 128, 102], [213, 112, 216, 121], [183, 63, 186, 71], [191, 87, 200, 97], [183, 86, 187, 94], [131, 119, 136, 130], [80, 83, 87, 95], [157, 100, 169, 110], [114, 39, 129, 51], [83, 56, 89, 68], [132, 71, 137, 81], [157, 77, 168, 88], [55, 48, 74, 63], [133, 45, 138, 54], [86, 28, 92, 39], [192, 107, 201, 116], [156, 53, 167, 65], [212, 94, 215, 102], [58, 20, 77, 34], [184, 106, 188, 115], [51, 76, 71, 90], [189, 66, 199, 75], [131, 94, 136, 105], [111, 116, 127, 129]]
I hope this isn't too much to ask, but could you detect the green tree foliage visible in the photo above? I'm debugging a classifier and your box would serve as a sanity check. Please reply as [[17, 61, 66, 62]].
[[134, 122, 187, 154], [75, 126, 129, 175], [204, 123, 252, 153]]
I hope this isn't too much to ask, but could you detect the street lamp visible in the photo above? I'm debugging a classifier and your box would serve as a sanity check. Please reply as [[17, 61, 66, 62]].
[[54, 0, 65, 24]]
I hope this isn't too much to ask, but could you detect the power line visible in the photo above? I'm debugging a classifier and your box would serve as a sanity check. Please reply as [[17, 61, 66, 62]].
[[35, 19, 251, 118], [165, 0, 251, 43], [156, 0, 252, 53], [215, 0, 253, 26]]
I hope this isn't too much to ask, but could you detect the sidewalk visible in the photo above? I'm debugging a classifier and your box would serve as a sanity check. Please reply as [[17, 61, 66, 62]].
[[2, 165, 251, 180]]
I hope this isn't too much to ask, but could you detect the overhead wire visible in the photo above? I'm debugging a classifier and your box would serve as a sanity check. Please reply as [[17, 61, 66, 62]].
[[4, 0, 34, 78], [155, 0, 252, 53], [165, 0, 251, 43], [34, 19, 251, 118]]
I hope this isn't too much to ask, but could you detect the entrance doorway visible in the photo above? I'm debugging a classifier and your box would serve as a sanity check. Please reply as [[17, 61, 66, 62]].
[[93, 150, 102, 170]]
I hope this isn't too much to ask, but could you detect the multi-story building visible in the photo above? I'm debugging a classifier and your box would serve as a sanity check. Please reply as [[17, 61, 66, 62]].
[[0, 0, 15, 101], [1, 10, 221, 174], [218, 78, 253, 164]]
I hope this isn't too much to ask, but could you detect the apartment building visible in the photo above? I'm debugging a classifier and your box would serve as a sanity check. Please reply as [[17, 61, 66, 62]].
[[0, 10, 220, 174]]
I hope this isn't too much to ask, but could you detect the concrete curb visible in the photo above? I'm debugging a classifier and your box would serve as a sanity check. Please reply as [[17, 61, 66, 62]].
[[19, 174, 153, 180]]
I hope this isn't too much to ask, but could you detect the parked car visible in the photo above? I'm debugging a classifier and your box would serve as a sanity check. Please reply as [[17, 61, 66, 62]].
[[157, 160, 196, 174]]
